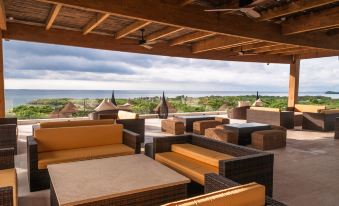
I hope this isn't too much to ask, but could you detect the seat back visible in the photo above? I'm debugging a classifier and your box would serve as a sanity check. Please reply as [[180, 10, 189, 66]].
[[163, 182, 265, 206], [294, 104, 326, 113], [118, 110, 139, 119], [35, 124, 123, 153], [40, 119, 115, 128]]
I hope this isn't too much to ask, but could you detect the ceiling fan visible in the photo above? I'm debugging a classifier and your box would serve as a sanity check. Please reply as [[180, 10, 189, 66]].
[[136, 29, 157, 49], [204, 0, 266, 19]]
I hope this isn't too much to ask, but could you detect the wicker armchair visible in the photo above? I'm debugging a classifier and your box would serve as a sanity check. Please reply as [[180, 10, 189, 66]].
[[227, 106, 250, 120], [0, 118, 17, 155], [0, 147, 16, 206], [27, 129, 142, 192], [205, 173, 287, 206], [146, 134, 274, 196]]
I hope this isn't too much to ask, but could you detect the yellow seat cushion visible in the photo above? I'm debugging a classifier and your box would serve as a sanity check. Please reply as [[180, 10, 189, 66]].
[[40, 119, 115, 129], [38, 144, 134, 169], [118, 110, 139, 119], [35, 124, 123, 153], [294, 104, 326, 113], [162, 182, 265, 206], [0, 168, 17, 206], [250, 107, 280, 112], [171, 144, 233, 167], [155, 152, 218, 185]]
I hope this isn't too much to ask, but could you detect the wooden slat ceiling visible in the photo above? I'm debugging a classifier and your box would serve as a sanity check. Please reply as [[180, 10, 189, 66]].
[[2, 0, 339, 64]]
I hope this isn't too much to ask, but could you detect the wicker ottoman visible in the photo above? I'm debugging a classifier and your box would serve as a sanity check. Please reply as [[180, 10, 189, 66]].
[[251, 130, 286, 150], [161, 119, 185, 135], [205, 128, 237, 144], [214, 116, 230, 124], [270, 125, 287, 132], [193, 120, 222, 135]]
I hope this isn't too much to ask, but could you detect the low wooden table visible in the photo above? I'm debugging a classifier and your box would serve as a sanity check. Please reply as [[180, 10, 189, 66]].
[[335, 117, 339, 139], [221, 123, 271, 145], [174, 115, 215, 132], [48, 155, 190, 206]]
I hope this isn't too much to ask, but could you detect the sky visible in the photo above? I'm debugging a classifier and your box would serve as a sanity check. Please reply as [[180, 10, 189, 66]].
[[3, 40, 339, 92]]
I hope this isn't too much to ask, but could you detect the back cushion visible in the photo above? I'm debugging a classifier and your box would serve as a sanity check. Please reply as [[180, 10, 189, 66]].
[[294, 104, 326, 113], [163, 182, 265, 206], [40, 119, 115, 128], [35, 124, 123, 153], [118, 111, 139, 119], [250, 107, 280, 112]]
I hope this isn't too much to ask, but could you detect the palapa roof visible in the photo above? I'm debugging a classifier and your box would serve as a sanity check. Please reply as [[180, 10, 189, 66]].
[[59, 102, 77, 114], [1, 0, 338, 64]]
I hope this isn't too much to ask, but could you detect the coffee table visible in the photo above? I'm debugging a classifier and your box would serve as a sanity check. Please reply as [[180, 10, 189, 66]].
[[174, 115, 215, 132], [48, 154, 190, 206], [221, 123, 271, 145]]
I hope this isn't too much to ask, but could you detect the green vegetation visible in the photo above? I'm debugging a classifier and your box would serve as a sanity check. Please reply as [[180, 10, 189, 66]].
[[7, 95, 339, 119]]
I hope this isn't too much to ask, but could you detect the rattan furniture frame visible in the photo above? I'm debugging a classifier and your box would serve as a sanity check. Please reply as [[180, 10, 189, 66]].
[[227, 106, 250, 120], [0, 118, 17, 155], [335, 118, 339, 139], [247, 109, 294, 129], [27, 129, 142, 192], [146, 134, 274, 196], [116, 119, 145, 143], [204, 173, 287, 206], [302, 112, 339, 131], [0, 147, 15, 206], [173, 115, 215, 132]]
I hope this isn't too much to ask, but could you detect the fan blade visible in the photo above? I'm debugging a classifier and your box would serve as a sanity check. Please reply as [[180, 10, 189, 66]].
[[205, 8, 239, 12], [240, 8, 261, 18], [141, 44, 153, 49], [145, 41, 157, 45]]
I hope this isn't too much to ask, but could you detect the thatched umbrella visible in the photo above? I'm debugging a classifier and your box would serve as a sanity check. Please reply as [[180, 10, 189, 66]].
[[59, 102, 77, 115]]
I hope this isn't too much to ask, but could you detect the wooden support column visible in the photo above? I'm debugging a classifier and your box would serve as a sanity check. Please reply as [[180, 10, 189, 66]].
[[0, 32, 4, 117], [288, 58, 300, 109]]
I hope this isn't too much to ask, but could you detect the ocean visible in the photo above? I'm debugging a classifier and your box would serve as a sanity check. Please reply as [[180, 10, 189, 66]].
[[5, 89, 339, 110]]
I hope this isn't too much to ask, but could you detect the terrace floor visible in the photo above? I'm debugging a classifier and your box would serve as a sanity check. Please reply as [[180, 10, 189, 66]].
[[16, 119, 339, 206]]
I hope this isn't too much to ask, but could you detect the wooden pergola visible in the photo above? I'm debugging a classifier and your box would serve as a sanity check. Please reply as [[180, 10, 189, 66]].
[[0, 0, 338, 117]]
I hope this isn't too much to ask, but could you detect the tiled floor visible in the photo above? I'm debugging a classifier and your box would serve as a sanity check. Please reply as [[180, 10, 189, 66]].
[[16, 119, 339, 206]]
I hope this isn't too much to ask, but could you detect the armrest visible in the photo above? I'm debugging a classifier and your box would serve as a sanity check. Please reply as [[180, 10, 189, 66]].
[[153, 135, 190, 154], [219, 153, 274, 196], [0, 148, 15, 170], [27, 136, 38, 173], [204, 174, 287, 206], [0, 186, 14, 206], [123, 129, 142, 154]]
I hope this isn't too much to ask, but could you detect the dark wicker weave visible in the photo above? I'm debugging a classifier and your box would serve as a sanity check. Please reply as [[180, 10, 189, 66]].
[[117, 119, 145, 143], [0, 118, 17, 155], [50, 181, 187, 206], [335, 118, 339, 139], [0, 147, 15, 206], [302, 112, 339, 131], [27, 129, 142, 192], [146, 134, 274, 196], [204, 173, 287, 206], [247, 109, 294, 129], [173, 115, 215, 132], [227, 106, 250, 120]]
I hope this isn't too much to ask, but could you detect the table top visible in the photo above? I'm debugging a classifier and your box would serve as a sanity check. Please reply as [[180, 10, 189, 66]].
[[225, 123, 270, 129], [174, 115, 215, 119], [48, 154, 190, 206]]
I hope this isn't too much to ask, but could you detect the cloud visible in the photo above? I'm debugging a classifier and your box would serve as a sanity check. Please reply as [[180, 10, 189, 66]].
[[3, 40, 339, 91]]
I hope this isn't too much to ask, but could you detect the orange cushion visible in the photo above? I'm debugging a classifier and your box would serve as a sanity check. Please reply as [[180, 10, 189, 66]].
[[0, 168, 17, 206], [155, 152, 218, 185], [162, 182, 265, 206], [171, 144, 233, 167], [35, 124, 123, 153], [38, 144, 134, 169], [294, 104, 326, 113], [40, 119, 115, 128], [250, 107, 280, 112], [118, 110, 139, 119]]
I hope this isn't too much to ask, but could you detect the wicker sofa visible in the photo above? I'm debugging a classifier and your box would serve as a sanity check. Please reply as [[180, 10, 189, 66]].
[[28, 124, 141, 191], [247, 107, 294, 129], [0, 118, 17, 154], [302, 109, 339, 131], [227, 106, 250, 120], [0, 147, 17, 206], [146, 134, 274, 196]]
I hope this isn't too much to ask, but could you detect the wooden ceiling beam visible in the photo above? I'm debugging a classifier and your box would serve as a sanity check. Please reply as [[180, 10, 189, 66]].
[[192, 35, 254, 53], [282, 7, 339, 35], [115, 20, 151, 39], [260, 0, 339, 21], [170, 31, 214, 46], [253, 44, 297, 53], [264, 47, 306, 55], [296, 50, 339, 59], [3, 22, 292, 64], [36, 0, 339, 51], [229, 42, 275, 52], [145, 26, 184, 42], [181, 0, 195, 6], [83, 13, 110, 35], [46, 4, 62, 30], [0, 0, 6, 30]]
